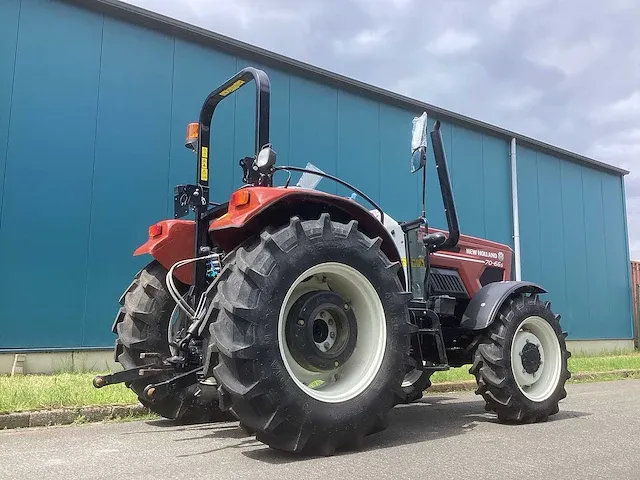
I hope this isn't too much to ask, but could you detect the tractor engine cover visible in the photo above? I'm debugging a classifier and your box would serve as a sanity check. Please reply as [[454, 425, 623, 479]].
[[285, 291, 358, 372]]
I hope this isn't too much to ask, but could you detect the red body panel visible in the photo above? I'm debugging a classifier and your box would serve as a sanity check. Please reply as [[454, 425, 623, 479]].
[[134, 187, 512, 294], [134, 219, 195, 284], [210, 187, 298, 229], [426, 226, 513, 297], [209, 186, 403, 269]]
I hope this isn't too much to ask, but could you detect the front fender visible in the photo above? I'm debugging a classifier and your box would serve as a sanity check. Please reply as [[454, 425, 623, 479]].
[[134, 219, 195, 285], [460, 281, 547, 331]]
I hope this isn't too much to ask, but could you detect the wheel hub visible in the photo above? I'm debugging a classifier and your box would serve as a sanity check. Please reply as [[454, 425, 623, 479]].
[[285, 290, 358, 372], [521, 340, 542, 374]]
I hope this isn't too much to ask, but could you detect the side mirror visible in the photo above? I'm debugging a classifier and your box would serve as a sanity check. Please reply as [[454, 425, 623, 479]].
[[411, 147, 426, 173], [410, 112, 428, 173]]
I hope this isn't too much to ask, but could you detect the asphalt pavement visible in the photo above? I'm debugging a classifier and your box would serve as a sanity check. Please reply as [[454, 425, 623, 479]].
[[1, 379, 639, 480]]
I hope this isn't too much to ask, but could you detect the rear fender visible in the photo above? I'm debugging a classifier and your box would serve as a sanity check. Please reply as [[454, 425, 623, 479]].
[[134, 220, 195, 285], [460, 281, 547, 331], [209, 187, 406, 286]]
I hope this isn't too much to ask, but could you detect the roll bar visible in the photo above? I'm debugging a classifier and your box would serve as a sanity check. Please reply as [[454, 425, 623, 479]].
[[191, 68, 270, 294], [196, 67, 271, 190]]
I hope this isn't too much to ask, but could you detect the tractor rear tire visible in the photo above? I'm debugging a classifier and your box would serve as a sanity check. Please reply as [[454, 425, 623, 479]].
[[469, 292, 571, 423], [208, 214, 415, 455], [113, 260, 233, 424]]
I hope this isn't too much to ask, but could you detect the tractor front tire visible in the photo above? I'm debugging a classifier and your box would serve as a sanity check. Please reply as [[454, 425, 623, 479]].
[[113, 261, 233, 424], [401, 368, 433, 403], [208, 214, 415, 455], [470, 292, 571, 423]]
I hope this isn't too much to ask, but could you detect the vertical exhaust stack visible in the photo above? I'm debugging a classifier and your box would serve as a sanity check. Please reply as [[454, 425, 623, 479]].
[[429, 120, 460, 251]]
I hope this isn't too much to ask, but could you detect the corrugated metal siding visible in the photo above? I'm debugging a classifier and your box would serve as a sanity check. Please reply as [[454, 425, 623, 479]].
[[631, 261, 640, 345], [517, 144, 634, 340], [0, 0, 630, 348]]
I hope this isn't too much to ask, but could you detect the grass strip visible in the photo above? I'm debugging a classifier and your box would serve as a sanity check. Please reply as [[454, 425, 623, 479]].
[[430, 350, 640, 384], [0, 373, 137, 414], [1, 350, 638, 414]]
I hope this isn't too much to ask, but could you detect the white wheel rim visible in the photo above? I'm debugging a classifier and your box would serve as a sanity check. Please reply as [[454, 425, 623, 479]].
[[278, 262, 387, 403], [510, 315, 562, 402]]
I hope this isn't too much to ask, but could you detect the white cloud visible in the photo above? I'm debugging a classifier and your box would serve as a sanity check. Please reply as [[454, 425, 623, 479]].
[[488, 0, 550, 30], [333, 27, 390, 55], [587, 143, 639, 172], [425, 29, 480, 56], [591, 91, 640, 125], [393, 73, 453, 99], [177, 0, 308, 28], [352, 0, 414, 17], [525, 36, 611, 76], [498, 87, 543, 111]]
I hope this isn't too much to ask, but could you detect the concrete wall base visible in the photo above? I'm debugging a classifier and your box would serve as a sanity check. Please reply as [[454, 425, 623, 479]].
[[0, 350, 120, 375], [565, 339, 636, 356], [0, 339, 636, 374]]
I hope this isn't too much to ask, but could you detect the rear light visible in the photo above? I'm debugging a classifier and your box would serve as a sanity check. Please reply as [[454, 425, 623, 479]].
[[231, 189, 251, 207], [185, 122, 198, 151], [149, 223, 163, 237]]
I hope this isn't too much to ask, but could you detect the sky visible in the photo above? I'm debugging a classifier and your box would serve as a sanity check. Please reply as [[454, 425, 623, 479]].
[[124, 0, 640, 259]]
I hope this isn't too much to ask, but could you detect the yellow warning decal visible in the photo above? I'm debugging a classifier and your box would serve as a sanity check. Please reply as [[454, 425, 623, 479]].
[[200, 146, 209, 181], [411, 257, 425, 267], [219, 79, 245, 97], [402, 257, 425, 267]]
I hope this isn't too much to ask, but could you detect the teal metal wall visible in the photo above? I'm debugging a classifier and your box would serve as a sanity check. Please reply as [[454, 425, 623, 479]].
[[517, 146, 634, 340], [0, 0, 632, 349]]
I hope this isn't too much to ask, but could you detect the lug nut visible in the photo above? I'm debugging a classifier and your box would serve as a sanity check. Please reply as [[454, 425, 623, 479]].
[[324, 342, 330, 350], [334, 361, 340, 367], [328, 318, 334, 325], [330, 332, 336, 339], [343, 303, 350, 310], [319, 311, 326, 319], [297, 319, 305, 326]]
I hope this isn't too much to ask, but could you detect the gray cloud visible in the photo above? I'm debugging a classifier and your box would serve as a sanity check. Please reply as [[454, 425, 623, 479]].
[[126, 0, 640, 258]]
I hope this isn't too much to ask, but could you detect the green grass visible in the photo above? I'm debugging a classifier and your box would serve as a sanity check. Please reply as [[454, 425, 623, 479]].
[[0, 373, 138, 414], [431, 349, 640, 384], [1, 350, 639, 414]]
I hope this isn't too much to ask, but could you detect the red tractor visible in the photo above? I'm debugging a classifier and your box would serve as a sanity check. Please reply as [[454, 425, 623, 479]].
[[94, 67, 571, 455]]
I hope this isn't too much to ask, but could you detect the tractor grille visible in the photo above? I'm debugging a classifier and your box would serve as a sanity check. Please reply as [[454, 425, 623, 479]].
[[428, 268, 468, 298]]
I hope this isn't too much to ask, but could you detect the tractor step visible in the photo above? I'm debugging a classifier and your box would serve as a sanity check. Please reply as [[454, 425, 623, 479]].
[[408, 300, 450, 369], [423, 363, 450, 372]]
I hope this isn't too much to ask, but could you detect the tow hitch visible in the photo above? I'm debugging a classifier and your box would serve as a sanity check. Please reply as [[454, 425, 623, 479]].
[[142, 367, 204, 402], [92, 353, 204, 403], [92, 362, 170, 389]]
